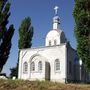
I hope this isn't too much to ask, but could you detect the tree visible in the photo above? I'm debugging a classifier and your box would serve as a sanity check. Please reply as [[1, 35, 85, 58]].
[[10, 17, 34, 78], [0, 0, 14, 72], [9, 63, 18, 78], [18, 17, 33, 49], [73, 0, 90, 70]]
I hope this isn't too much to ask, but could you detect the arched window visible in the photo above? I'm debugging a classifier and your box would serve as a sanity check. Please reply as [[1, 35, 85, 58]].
[[49, 40, 51, 46], [31, 62, 35, 71], [38, 61, 42, 71], [23, 62, 28, 73], [54, 40, 57, 45], [55, 59, 60, 71]]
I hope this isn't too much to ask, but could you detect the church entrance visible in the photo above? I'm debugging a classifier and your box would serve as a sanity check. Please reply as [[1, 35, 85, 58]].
[[45, 62, 51, 80]]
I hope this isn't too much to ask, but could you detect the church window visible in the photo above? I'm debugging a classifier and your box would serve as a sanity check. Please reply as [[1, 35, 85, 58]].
[[38, 61, 42, 71], [23, 62, 28, 73], [55, 59, 60, 71], [31, 62, 35, 71], [54, 40, 57, 45], [49, 40, 51, 46]]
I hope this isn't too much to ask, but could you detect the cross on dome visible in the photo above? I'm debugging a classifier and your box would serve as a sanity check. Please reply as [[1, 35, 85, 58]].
[[54, 6, 59, 15], [53, 6, 60, 29]]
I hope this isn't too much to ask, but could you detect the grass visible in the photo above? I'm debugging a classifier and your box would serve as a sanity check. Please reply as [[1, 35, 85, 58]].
[[0, 79, 90, 90]]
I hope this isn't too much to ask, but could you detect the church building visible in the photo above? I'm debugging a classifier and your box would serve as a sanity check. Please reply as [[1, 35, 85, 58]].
[[18, 6, 87, 83]]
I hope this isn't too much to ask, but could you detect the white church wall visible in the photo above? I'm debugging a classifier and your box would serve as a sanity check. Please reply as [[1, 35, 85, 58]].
[[18, 44, 67, 83], [19, 50, 32, 80], [49, 45, 66, 82], [30, 56, 46, 81], [30, 63, 45, 81], [45, 30, 66, 47], [37, 45, 66, 82], [45, 30, 61, 46]]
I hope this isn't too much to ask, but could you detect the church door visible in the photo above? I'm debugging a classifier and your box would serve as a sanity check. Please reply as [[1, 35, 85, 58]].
[[45, 62, 51, 80]]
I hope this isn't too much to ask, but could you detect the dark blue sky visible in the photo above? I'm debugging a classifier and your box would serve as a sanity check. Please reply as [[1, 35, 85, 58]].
[[2, 0, 76, 75]]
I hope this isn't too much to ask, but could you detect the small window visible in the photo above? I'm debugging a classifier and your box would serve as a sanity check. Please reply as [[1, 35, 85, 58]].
[[31, 62, 35, 71], [23, 62, 28, 73], [49, 40, 51, 46], [54, 40, 57, 45], [38, 61, 42, 71], [55, 59, 60, 71]]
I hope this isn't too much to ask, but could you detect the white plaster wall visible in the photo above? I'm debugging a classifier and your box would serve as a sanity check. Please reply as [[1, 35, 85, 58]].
[[45, 30, 61, 46], [18, 44, 67, 82], [30, 56, 46, 81], [18, 50, 31, 80], [45, 30, 66, 46], [37, 45, 66, 82]]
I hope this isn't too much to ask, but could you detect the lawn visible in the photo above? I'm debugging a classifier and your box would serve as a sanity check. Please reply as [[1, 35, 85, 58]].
[[0, 79, 90, 90]]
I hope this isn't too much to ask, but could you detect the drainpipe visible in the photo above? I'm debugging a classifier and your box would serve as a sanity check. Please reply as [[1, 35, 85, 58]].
[[65, 43, 67, 83]]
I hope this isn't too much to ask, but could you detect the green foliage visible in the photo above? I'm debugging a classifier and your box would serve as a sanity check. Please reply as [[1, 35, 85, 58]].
[[10, 17, 34, 78], [0, 0, 14, 72], [73, 0, 90, 70], [18, 17, 33, 49], [10, 63, 18, 78]]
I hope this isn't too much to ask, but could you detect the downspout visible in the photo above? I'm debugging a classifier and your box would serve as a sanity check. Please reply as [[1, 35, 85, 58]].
[[65, 43, 68, 83]]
